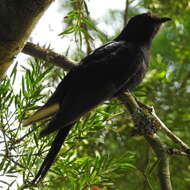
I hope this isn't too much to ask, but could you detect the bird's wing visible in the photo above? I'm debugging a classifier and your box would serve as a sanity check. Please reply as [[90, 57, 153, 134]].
[[22, 41, 119, 126], [38, 41, 144, 136]]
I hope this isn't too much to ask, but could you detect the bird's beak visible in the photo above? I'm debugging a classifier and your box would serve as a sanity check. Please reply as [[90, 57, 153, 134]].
[[160, 17, 172, 23]]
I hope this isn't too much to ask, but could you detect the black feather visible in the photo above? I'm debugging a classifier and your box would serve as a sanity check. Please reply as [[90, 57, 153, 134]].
[[31, 123, 74, 184]]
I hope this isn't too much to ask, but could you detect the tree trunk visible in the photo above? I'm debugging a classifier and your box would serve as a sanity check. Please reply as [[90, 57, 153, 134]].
[[0, 0, 53, 79]]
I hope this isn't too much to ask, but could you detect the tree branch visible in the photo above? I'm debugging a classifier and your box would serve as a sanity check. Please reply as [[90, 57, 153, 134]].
[[118, 92, 173, 190], [151, 108, 190, 152], [145, 135, 173, 190], [166, 147, 190, 157], [23, 42, 76, 71], [118, 93, 190, 152]]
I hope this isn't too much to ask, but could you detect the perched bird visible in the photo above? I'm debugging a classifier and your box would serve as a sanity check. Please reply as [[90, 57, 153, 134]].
[[23, 12, 171, 183]]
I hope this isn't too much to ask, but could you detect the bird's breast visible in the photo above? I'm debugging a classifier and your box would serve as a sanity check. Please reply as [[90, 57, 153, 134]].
[[113, 46, 149, 95]]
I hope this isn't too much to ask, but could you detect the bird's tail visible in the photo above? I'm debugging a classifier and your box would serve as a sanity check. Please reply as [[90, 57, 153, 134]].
[[31, 123, 74, 185], [22, 103, 60, 126]]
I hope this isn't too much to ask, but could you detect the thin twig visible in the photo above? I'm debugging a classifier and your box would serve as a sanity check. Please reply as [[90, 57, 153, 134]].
[[124, 0, 129, 26], [151, 108, 190, 152], [166, 147, 190, 157]]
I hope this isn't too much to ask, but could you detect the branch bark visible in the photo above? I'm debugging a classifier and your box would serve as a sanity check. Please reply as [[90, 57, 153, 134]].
[[23, 42, 76, 71], [118, 93, 173, 190], [145, 136, 172, 190], [0, 0, 53, 79]]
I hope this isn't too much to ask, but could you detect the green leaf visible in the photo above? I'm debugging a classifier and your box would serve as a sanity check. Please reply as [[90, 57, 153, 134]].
[[59, 26, 75, 36]]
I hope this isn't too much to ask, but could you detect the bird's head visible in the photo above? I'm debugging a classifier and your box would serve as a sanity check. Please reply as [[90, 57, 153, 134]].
[[116, 12, 171, 45]]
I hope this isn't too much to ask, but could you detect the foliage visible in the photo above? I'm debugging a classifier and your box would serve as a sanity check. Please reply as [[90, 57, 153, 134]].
[[1, 0, 190, 189]]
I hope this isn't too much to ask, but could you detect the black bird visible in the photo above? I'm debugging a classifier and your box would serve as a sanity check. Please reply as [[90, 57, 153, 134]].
[[23, 12, 171, 183]]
